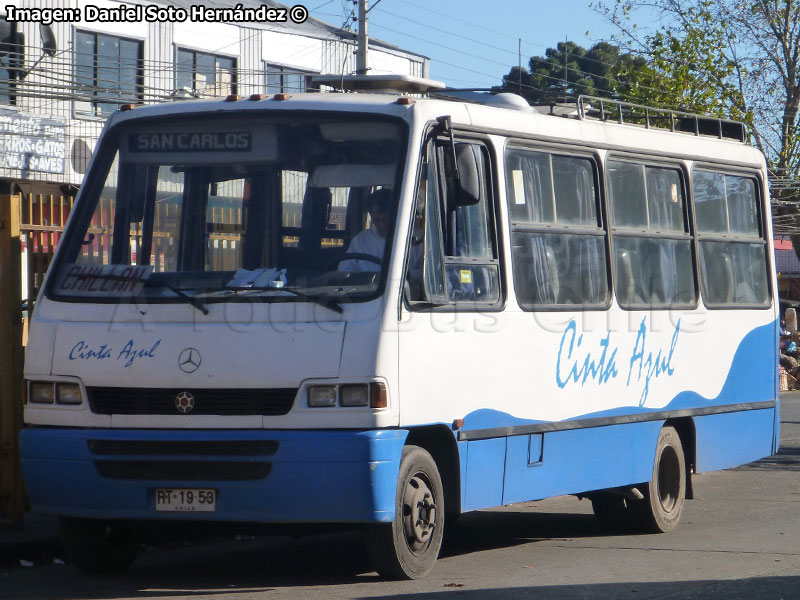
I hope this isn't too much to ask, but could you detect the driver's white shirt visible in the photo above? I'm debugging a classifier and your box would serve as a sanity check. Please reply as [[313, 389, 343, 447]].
[[339, 226, 384, 272]]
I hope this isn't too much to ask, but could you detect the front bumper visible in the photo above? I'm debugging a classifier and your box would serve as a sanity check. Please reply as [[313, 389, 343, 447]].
[[21, 427, 407, 523]]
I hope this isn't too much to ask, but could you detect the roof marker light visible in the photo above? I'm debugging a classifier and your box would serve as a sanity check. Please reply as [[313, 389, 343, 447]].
[[120, 104, 136, 111], [249, 94, 267, 101], [396, 96, 414, 105], [225, 94, 241, 102], [273, 93, 291, 101]]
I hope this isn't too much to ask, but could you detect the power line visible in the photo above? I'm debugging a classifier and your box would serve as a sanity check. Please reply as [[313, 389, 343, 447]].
[[366, 20, 678, 109], [368, 3, 751, 113], [312, 3, 648, 101]]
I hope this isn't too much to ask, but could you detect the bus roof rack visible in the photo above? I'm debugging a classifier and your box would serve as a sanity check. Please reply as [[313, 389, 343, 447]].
[[311, 74, 446, 94], [577, 95, 748, 143]]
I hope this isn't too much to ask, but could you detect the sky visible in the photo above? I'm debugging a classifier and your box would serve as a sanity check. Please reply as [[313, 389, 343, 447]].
[[305, 0, 627, 89]]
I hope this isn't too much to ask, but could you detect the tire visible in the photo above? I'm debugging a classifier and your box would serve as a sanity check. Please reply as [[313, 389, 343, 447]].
[[628, 426, 686, 533], [590, 493, 632, 532], [60, 518, 140, 573], [364, 445, 445, 579]]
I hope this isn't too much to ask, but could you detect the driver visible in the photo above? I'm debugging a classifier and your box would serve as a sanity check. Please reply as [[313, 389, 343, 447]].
[[339, 188, 392, 272]]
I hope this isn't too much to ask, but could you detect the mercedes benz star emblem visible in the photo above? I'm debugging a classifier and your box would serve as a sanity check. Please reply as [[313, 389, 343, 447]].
[[178, 348, 201, 373], [175, 391, 195, 414]]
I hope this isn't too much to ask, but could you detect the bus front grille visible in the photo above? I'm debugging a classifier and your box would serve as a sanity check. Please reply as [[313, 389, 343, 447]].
[[94, 460, 272, 481], [88, 387, 297, 416]]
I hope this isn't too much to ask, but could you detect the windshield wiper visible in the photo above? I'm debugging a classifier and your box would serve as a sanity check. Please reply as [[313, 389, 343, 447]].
[[144, 281, 209, 315], [226, 285, 343, 314], [279, 286, 344, 314], [66, 271, 210, 316]]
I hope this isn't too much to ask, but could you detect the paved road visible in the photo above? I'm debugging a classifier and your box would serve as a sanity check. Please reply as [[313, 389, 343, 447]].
[[2, 395, 799, 600]]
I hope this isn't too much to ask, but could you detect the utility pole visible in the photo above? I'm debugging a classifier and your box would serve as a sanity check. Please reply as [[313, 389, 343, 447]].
[[564, 36, 568, 104], [0, 194, 24, 526], [356, 0, 369, 75]]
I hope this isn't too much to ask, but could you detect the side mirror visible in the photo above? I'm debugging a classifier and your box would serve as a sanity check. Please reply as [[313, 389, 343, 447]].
[[454, 143, 481, 206]]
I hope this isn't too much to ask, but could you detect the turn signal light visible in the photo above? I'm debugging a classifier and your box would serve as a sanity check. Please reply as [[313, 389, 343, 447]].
[[370, 382, 387, 409]]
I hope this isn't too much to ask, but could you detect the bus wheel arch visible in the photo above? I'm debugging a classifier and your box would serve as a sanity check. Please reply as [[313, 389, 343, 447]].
[[404, 425, 462, 518], [664, 417, 696, 500]]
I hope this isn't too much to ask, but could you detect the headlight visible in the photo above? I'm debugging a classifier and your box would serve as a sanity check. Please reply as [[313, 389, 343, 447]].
[[56, 383, 83, 405], [308, 385, 337, 407], [339, 384, 369, 407], [29, 383, 55, 404]]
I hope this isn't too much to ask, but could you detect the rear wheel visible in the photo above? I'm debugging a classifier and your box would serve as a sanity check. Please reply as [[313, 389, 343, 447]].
[[365, 445, 445, 579], [629, 426, 686, 533], [60, 518, 140, 573]]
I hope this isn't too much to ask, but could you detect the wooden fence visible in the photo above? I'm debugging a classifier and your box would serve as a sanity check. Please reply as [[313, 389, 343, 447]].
[[20, 193, 74, 309], [0, 194, 73, 523]]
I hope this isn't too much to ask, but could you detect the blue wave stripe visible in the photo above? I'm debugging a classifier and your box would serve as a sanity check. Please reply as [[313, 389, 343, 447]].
[[461, 320, 777, 432]]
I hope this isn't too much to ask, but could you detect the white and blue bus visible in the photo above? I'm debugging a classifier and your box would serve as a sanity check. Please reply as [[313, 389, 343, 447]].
[[20, 76, 778, 579]]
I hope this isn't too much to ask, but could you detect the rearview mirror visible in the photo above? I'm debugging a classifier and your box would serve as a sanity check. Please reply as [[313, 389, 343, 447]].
[[454, 143, 480, 206]]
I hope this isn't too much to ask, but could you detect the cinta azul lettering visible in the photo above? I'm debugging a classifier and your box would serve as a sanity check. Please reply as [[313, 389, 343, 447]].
[[556, 320, 619, 388], [69, 339, 161, 368], [555, 317, 680, 406], [627, 317, 681, 406]]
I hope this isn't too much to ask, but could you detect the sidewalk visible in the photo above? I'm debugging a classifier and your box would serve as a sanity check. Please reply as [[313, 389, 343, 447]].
[[0, 513, 62, 567]]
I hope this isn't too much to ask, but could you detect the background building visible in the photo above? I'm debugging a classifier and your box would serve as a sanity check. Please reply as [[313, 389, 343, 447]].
[[0, 0, 428, 303], [0, 0, 429, 199]]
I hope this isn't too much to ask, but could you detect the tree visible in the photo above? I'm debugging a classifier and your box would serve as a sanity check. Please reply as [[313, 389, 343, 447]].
[[497, 41, 647, 105], [595, 0, 800, 256], [595, 0, 800, 183]]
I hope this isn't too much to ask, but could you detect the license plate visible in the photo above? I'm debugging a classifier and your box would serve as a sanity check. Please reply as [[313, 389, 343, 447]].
[[155, 488, 216, 512]]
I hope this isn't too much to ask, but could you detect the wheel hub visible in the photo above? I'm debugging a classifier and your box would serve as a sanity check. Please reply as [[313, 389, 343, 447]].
[[402, 474, 437, 546], [657, 446, 680, 512]]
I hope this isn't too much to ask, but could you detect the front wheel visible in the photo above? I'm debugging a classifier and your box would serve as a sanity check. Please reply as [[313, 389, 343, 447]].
[[629, 425, 686, 533], [60, 518, 140, 573], [364, 445, 445, 579]]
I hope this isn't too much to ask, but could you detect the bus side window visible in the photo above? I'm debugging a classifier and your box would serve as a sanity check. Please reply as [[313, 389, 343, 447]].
[[408, 140, 500, 307], [693, 171, 769, 307], [607, 161, 696, 309], [415, 150, 446, 302], [443, 144, 499, 304], [504, 147, 608, 309]]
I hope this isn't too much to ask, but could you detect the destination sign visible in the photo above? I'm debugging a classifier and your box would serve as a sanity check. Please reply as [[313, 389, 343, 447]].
[[129, 132, 252, 153], [56, 264, 153, 297]]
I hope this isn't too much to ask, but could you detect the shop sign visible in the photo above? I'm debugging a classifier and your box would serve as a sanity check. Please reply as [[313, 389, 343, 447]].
[[0, 110, 66, 174]]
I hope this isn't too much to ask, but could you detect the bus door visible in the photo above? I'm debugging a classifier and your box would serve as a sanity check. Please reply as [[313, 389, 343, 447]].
[[398, 134, 507, 511]]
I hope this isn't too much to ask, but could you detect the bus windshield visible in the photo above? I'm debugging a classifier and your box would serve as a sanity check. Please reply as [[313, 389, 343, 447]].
[[49, 114, 405, 307]]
